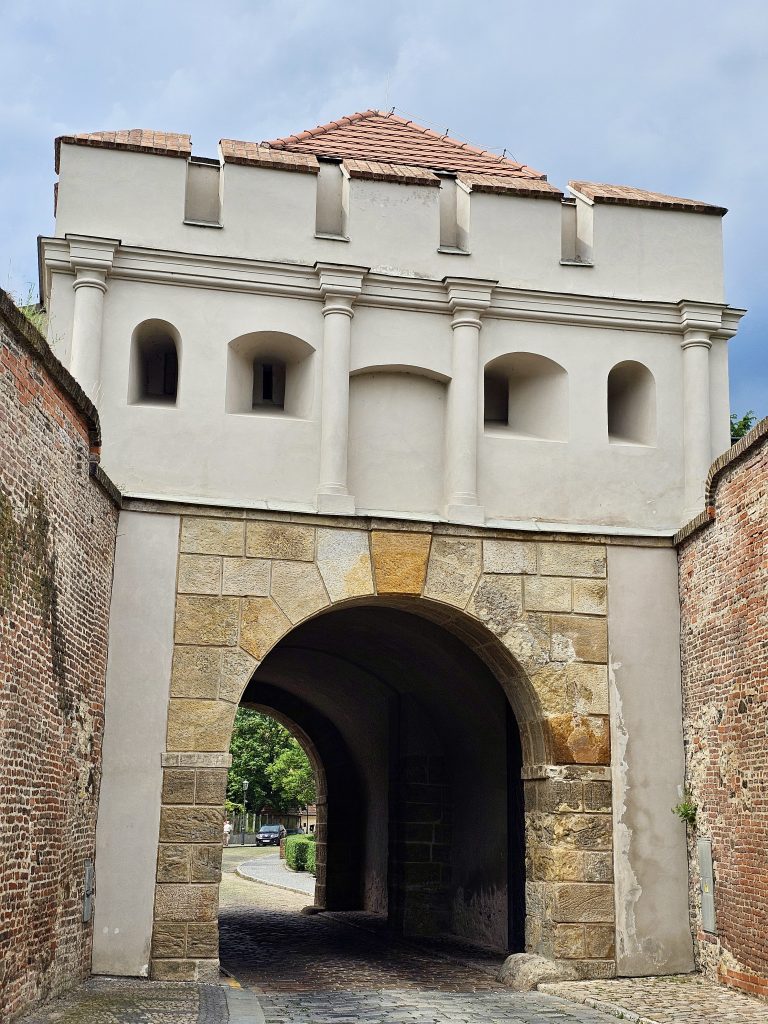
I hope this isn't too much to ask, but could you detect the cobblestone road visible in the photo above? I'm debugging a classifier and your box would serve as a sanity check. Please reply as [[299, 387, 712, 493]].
[[219, 865, 615, 1023]]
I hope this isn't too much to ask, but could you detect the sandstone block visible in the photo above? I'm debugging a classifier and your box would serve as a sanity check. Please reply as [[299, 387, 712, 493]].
[[536, 780, 583, 814], [246, 521, 314, 561], [166, 698, 236, 753], [539, 543, 606, 579], [371, 531, 431, 594], [191, 845, 222, 882], [524, 576, 572, 613], [584, 851, 614, 883], [151, 958, 196, 981], [554, 924, 586, 959], [585, 924, 616, 959], [177, 554, 221, 595], [583, 781, 612, 813], [174, 596, 240, 647], [186, 922, 219, 958], [424, 537, 482, 608], [195, 768, 227, 805], [157, 844, 191, 883], [468, 574, 523, 635], [316, 528, 374, 601], [170, 647, 221, 699], [501, 613, 550, 669], [552, 847, 586, 882], [483, 539, 537, 575], [160, 807, 223, 844], [552, 813, 613, 851], [533, 663, 609, 716], [154, 883, 219, 922], [553, 883, 614, 923], [151, 923, 187, 958], [550, 615, 608, 663], [181, 517, 244, 556], [219, 647, 258, 703], [162, 769, 195, 805], [221, 557, 270, 597], [572, 579, 607, 615], [240, 598, 291, 660], [271, 560, 330, 623], [497, 952, 578, 989], [549, 714, 611, 766]]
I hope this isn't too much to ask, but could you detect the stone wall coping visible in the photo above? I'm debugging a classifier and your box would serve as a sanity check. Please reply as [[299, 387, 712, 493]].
[[522, 764, 612, 782], [674, 416, 768, 546], [120, 496, 674, 547], [161, 752, 232, 768], [0, 287, 122, 508]]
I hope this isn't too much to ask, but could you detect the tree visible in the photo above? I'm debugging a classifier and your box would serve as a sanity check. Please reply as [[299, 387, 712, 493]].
[[267, 742, 316, 807], [227, 708, 315, 813], [730, 410, 758, 443]]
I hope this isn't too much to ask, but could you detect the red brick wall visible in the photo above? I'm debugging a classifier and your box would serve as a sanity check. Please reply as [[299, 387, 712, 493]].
[[0, 293, 119, 1021], [678, 420, 768, 1000]]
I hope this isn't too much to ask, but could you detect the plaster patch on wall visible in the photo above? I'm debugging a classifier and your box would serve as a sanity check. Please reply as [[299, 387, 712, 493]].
[[609, 655, 641, 964]]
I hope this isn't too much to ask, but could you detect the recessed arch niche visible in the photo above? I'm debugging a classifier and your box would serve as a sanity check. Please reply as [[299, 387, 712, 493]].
[[226, 331, 315, 417], [128, 319, 181, 405], [607, 360, 656, 446], [484, 353, 569, 441]]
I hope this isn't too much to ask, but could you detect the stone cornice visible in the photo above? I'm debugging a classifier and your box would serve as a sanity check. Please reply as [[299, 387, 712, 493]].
[[40, 236, 745, 338]]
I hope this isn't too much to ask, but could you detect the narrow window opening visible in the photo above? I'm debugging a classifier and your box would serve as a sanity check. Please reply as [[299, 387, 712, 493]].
[[438, 174, 470, 253], [315, 159, 348, 239], [252, 359, 286, 410]]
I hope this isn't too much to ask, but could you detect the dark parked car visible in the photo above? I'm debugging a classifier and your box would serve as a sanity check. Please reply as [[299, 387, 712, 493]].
[[256, 824, 286, 847]]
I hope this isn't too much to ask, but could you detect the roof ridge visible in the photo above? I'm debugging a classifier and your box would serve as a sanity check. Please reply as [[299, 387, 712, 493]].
[[265, 109, 546, 179]]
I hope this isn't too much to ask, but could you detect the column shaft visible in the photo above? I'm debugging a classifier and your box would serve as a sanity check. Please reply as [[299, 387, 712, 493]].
[[70, 269, 107, 402], [445, 309, 484, 524], [682, 334, 713, 517], [317, 296, 355, 514]]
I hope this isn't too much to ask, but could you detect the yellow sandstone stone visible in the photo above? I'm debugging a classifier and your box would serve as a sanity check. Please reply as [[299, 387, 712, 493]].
[[371, 531, 431, 595]]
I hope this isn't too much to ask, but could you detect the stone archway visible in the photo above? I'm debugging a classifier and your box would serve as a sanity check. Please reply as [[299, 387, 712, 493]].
[[151, 517, 615, 982]]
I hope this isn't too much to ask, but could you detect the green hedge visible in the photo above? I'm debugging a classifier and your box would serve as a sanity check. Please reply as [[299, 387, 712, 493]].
[[306, 838, 316, 876], [285, 834, 315, 872]]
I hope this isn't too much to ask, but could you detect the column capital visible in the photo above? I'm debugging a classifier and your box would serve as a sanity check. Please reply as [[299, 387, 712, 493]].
[[443, 276, 497, 313], [66, 234, 120, 275], [681, 329, 713, 351], [315, 262, 368, 300]]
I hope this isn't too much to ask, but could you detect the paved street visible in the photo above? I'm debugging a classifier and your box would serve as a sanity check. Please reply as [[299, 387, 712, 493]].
[[14, 852, 768, 1023], [236, 850, 316, 896]]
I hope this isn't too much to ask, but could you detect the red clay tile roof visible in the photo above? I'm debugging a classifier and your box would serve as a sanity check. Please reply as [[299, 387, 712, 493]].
[[342, 159, 441, 187], [457, 172, 562, 200], [569, 181, 727, 216], [265, 109, 548, 180], [220, 140, 319, 173], [55, 130, 191, 173]]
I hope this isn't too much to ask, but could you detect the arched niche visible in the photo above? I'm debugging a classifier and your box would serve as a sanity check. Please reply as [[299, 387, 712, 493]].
[[226, 332, 315, 418], [484, 353, 569, 441], [348, 366, 448, 514], [607, 360, 656, 446], [128, 319, 180, 405]]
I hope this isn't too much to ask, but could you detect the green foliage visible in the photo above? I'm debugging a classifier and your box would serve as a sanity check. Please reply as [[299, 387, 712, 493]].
[[227, 708, 316, 813], [266, 742, 316, 807], [285, 834, 314, 872], [672, 790, 697, 827], [305, 837, 316, 876], [730, 410, 757, 443], [11, 284, 47, 335]]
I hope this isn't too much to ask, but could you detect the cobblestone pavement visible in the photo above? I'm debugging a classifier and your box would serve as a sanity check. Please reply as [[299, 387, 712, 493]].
[[219, 869, 614, 1023], [237, 851, 316, 896], [15, 977, 226, 1024], [542, 975, 768, 1023]]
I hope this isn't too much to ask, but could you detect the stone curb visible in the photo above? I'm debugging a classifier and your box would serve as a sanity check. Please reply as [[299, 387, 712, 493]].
[[224, 982, 266, 1024], [235, 863, 315, 896], [538, 983, 658, 1023]]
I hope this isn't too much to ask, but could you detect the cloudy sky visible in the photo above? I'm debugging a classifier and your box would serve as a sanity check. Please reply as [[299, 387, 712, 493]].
[[1, 0, 766, 415]]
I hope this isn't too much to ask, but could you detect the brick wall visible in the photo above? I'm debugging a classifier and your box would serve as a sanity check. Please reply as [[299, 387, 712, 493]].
[[0, 291, 119, 1021], [677, 419, 768, 1001]]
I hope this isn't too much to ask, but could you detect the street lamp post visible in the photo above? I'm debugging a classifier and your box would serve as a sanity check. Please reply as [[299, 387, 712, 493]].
[[241, 779, 248, 846]]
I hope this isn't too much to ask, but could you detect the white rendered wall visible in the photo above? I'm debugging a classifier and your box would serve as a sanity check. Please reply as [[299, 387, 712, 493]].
[[54, 145, 726, 305], [607, 545, 694, 976], [93, 511, 179, 976], [44, 142, 740, 530]]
